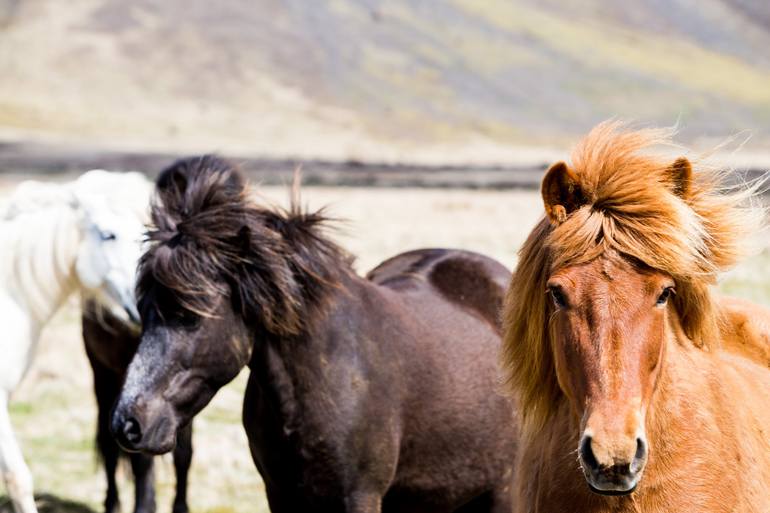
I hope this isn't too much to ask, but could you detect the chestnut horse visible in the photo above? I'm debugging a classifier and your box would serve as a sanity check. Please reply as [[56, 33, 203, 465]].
[[502, 122, 770, 512], [111, 156, 518, 513]]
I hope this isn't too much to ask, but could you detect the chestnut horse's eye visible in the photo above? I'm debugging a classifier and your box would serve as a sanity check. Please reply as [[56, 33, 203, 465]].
[[656, 286, 675, 306], [548, 286, 567, 309]]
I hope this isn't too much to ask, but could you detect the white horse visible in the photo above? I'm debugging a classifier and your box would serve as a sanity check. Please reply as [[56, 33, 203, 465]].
[[0, 170, 151, 513]]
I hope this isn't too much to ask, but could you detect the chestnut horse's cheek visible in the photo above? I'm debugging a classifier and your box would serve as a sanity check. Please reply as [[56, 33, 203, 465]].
[[552, 336, 588, 416], [639, 319, 667, 397], [646, 334, 667, 401]]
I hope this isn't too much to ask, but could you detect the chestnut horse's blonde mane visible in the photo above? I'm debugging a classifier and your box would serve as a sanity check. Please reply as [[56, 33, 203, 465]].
[[502, 121, 762, 432]]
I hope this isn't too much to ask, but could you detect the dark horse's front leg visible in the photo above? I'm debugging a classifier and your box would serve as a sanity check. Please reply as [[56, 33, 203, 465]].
[[172, 422, 194, 513], [344, 492, 382, 513], [130, 453, 156, 513], [132, 423, 195, 513], [88, 355, 123, 513]]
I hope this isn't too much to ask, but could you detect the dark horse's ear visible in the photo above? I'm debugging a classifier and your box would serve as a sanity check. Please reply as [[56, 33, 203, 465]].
[[236, 225, 252, 254], [542, 161, 585, 224], [156, 165, 189, 197], [665, 157, 692, 199]]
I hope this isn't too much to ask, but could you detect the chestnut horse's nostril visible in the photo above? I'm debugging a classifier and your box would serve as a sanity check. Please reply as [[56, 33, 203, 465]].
[[632, 437, 648, 472], [579, 435, 599, 471], [122, 417, 143, 446]]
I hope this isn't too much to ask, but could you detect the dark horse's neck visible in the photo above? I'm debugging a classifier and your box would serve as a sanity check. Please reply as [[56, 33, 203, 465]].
[[239, 206, 355, 346], [240, 227, 367, 465]]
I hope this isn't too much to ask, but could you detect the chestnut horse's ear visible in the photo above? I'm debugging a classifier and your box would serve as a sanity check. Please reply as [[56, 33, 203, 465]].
[[542, 161, 585, 224], [666, 157, 692, 199]]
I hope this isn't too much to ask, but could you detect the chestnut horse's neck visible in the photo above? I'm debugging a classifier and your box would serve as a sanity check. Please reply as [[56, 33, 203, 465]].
[[518, 333, 768, 513]]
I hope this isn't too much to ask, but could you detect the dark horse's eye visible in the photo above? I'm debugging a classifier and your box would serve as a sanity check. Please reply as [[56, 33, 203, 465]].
[[548, 286, 567, 309], [656, 286, 675, 306], [100, 230, 117, 241]]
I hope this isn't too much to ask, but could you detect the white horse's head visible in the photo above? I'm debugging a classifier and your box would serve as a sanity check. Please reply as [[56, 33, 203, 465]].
[[71, 179, 149, 327]]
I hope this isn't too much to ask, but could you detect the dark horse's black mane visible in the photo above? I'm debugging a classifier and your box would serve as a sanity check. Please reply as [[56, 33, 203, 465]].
[[137, 155, 352, 336]]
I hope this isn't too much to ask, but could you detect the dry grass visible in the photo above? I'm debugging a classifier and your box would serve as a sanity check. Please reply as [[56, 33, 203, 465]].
[[2, 182, 769, 513]]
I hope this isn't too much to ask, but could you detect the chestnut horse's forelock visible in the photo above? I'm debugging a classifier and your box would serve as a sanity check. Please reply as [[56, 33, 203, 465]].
[[502, 121, 762, 432], [137, 155, 352, 337]]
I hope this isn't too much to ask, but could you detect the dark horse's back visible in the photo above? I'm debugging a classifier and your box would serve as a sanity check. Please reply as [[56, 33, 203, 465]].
[[367, 248, 510, 327], [365, 249, 516, 512]]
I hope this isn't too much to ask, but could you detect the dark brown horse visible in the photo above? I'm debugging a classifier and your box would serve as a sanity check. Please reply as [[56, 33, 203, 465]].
[[109, 156, 518, 513], [83, 296, 193, 513]]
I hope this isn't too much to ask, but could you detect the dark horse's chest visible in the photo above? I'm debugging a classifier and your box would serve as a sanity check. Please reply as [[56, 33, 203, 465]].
[[242, 363, 394, 511], [241, 320, 403, 502]]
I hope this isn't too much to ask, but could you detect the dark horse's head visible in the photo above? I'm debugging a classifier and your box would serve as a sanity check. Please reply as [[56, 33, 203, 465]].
[[111, 155, 347, 453]]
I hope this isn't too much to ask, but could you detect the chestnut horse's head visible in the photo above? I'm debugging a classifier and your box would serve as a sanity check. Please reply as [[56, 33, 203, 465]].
[[503, 121, 759, 497], [546, 252, 671, 494]]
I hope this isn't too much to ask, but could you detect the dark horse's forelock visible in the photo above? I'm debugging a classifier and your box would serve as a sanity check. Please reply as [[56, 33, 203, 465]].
[[137, 155, 352, 336]]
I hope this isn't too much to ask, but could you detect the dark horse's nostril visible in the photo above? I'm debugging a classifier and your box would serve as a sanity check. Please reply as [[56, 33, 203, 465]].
[[123, 417, 143, 445], [580, 436, 598, 470]]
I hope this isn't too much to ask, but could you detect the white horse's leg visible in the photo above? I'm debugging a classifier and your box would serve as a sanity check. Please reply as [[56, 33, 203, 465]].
[[0, 392, 37, 513], [0, 300, 39, 513]]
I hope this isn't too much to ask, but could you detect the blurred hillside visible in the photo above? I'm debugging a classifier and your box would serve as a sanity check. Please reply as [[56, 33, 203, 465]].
[[2, 0, 770, 164]]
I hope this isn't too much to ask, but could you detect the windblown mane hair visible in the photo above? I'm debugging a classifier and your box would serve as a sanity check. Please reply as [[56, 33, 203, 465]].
[[502, 121, 761, 432], [137, 155, 352, 337]]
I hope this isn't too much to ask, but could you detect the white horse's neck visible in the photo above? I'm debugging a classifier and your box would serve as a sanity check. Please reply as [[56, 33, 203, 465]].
[[3, 206, 82, 324]]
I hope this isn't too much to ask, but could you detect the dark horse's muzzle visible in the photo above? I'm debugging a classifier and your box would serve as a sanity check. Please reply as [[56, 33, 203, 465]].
[[111, 409, 143, 452], [111, 401, 178, 455]]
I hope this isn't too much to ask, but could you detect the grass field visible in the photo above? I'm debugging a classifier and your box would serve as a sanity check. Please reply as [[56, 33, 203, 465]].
[[1, 183, 769, 513]]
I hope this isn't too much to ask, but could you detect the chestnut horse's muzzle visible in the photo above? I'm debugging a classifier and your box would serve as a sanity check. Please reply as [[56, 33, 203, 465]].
[[579, 435, 647, 495]]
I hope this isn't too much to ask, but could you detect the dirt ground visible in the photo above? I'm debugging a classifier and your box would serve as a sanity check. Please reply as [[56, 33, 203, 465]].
[[2, 183, 769, 513]]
